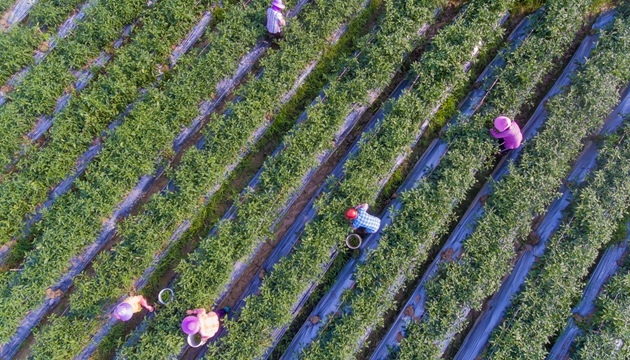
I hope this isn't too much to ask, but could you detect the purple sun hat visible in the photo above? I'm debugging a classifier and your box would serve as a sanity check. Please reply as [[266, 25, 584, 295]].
[[114, 302, 134, 322], [182, 316, 201, 335], [494, 116, 512, 132], [271, 0, 285, 9]]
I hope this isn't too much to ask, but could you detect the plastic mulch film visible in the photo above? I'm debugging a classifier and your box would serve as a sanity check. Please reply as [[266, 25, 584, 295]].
[[26, 22, 136, 141], [456, 78, 630, 360], [209, 17, 502, 353], [0, 8, 225, 359], [547, 233, 630, 359], [213, 9, 514, 360], [370, 10, 618, 359], [281, 11, 534, 359], [212, 78, 415, 360], [116, 4, 373, 357], [81, 34, 312, 357], [0, 20, 137, 266], [0, 0, 96, 107], [2, 0, 37, 30], [0, 9, 214, 267]]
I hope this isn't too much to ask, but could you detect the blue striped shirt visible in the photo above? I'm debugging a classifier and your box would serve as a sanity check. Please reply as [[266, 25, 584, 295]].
[[353, 208, 381, 234], [266, 8, 284, 34]]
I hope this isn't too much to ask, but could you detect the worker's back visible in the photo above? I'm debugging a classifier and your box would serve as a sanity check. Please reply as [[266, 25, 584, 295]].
[[353, 208, 381, 233], [199, 311, 220, 338], [266, 7, 284, 34]]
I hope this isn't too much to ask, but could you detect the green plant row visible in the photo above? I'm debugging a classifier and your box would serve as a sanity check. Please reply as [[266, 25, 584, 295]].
[[204, 1, 513, 359], [0, 0, 87, 85], [483, 115, 630, 357], [110, 0, 383, 358], [572, 268, 630, 359], [0, 0, 150, 174], [0, 0, 14, 15], [0, 0, 226, 246], [295, 1, 587, 358], [104, 0, 442, 358], [394, 8, 630, 360], [0, 0, 277, 345], [296, 4, 552, 360], [24, 0, 377, 356]]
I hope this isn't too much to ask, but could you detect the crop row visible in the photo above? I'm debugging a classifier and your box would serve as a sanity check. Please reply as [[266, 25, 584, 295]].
[[0, 0, 226, 251], [24, 0, 372, 358], [111, 0, 388, 358], [289, 6, 558, 360], [118, 0, 446, 358], [479, 30, 630, 357], [454, 28, 629, 358], [0, 0, 150, 173], [392, 5, 630, 360], [546, 204, 630, 359], [302, 0, 586, 356], [571, 266, 630, 359], [0, 0, 86, 84], [0, 0, 282, 349], [199, 1, 517, 359], [366, 0, 598, 357], [0, 0, 14, 15]]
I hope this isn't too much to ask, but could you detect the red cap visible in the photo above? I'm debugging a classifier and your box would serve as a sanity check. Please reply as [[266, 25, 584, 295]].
[[345, 208, 358, 219]]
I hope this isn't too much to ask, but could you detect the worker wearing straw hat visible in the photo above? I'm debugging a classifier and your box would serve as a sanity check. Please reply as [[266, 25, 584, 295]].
[[182, 307, 231, 345], [113, 295, 154, 322], [490, 115, 522, 155], [266, 0, 286, 40]]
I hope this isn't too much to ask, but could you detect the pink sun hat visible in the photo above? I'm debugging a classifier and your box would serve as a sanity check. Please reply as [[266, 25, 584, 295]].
[[271, 0, 285, 9], [182, 316, 201, 335], [494, 116, 512, 132], [114, 302, 134, 322]]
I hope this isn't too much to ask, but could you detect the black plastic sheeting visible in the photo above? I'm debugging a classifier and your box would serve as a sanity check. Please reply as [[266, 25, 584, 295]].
[[0, 5, 277, 358], [547, 234, 630, 358], [281, 10, 536, 359], [456, 72, 630, 360], [371, 10, 618, 359], [195, 10, 507, 360]]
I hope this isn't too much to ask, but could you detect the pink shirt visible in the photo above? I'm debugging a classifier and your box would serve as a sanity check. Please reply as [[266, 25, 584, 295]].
[[490, 122, 522, 149]]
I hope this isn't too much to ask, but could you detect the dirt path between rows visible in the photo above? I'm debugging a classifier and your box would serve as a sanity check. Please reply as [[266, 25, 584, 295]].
[[184, 3, 465, 360]]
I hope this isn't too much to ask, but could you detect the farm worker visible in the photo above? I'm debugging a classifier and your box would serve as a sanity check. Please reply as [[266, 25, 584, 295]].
[[266, 0, 286, 40], [113, 295, 154, 322], [182, 307, 231, 342], [345, 204, 381, 234], [490, 115, 522, 155]]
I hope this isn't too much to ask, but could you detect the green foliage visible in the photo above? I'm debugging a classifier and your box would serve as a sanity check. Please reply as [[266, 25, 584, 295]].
[[484, 124, 630, 359], [572, 270, 630, 359], [0, 0, 149, 174], [114, 0, 413, 357], [0, 0, 88, 84], [206, 1, 518, 359], [0, 0, 243, 346], [26, 0, 382, 358], [395, 7, 630, 359]]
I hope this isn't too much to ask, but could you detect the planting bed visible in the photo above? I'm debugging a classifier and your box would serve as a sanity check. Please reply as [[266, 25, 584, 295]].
[[1, 0, 629, 359]]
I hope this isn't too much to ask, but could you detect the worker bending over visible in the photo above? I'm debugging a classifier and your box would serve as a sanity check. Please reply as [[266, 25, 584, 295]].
[[182, 307, 231, 343], [346, 203, 381, 234], [490, 115, 522, 155], [266, 0, 286, 40], [113, 295, 154, 322]]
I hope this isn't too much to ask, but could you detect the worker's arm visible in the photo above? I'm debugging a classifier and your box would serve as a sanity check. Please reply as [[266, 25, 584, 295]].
[[279, 14, 286, 26], [490, 127, 510, 138], [138, 296, 154, 312], [355, 203, 368, 210], [186, 308, 205, 316]]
